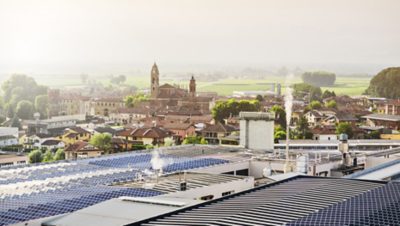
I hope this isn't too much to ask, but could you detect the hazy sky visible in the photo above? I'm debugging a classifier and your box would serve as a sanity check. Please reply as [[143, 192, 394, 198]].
[[0, 0, 399, 74]]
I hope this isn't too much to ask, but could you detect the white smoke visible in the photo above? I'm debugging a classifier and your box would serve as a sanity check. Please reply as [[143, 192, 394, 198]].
[[150, 149, 175, 175], [284, 74, 294, 127], [150, 150, 164, 173]]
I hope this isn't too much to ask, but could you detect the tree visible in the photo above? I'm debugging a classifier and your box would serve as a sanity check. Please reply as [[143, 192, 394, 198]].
[[256, 95, 264, 102], [28, 150, 43, 163], [182, 136, 207, 145], [2, 74, 47, 107], [274, 125, 286, 143], [365, 67, 400, 98], [110, 75, 127, 85], [212, 99, 260, 123], [42, 150, 54, 162], [0, 96, 4, 112], [269, 105, 286, 128], [322, 90, 336, 99], [16, 100, 34, 119], [366, 131, 381, 139], [309, 101, 322, 110], [336, 122, 353, 138], [0, 115, 5, 124], [124, 93, 149, 108], [325, 100, 337, 108], [35, 95, 49, 119], [200, 137, 208, 144], [293, 116, 312, 139], [163, 137, 175, 147], [90, 133, 112, 153], [301, 71, 336, 87], [10, 115, 21, 128], [292, 83, 322, 102], [4, 103, 14, 118], [54, 148, 65, 161]]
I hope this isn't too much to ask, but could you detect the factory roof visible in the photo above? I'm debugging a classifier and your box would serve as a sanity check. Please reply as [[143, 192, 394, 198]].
[[116, 172, 247, 193], [135, 176, 400, 226], [0, 145, 234, 226], [344, 158, 400, 180]]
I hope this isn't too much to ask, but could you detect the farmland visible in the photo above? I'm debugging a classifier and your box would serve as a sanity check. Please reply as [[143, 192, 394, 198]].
[[7, 74, 371, 97]]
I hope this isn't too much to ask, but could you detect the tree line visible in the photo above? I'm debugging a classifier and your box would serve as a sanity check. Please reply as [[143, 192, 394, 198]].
[[301, 71, 336, 87]]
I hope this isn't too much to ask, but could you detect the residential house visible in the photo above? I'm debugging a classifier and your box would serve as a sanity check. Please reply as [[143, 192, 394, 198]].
[[376, 99, 400, 115], [25, 114, 85, 136], [93, 127, 122, 136], [310, 126, 337, 141], [59, 127, 92, 145], [20, 134, 53, 150], [64, 141, 103, 160], [0, 127, 19, 148], [110, 137, 142, 152], [87, 97, 125, 116], [0, 135, 18, 148], [117, 126, 173, 146], [362, 114, 400, 131], [41, 139, 65, 151], [201, 122, 238, 145], [0, 154, 28, 167], [109, 106, 150, 125], [304, 110, 324, 127], [163, 122, 196, 142], [321, 111, 358, 126]]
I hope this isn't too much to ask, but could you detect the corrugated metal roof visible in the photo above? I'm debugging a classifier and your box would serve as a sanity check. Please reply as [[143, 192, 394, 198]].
[[134, 176, 393, 226]]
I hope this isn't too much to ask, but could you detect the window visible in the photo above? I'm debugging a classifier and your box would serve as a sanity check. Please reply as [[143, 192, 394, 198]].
[[222, 191, 234, 197], [200, 195, 214, 201]]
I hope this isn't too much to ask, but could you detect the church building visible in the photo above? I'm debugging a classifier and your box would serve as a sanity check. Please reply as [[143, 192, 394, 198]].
[[149, 63, 212, 114]]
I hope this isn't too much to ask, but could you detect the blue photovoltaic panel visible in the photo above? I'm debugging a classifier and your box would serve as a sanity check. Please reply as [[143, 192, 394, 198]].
[[287, 183, 400, 226], [0, 150, 230, 226]]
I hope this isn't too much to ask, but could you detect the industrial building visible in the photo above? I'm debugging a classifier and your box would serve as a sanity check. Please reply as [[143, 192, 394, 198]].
[[44, 176, 400, 226], [2, 135, 400, 225]]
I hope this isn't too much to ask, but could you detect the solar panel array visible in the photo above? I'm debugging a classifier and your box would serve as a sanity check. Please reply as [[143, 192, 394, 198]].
[[139, 177, 399, 226], [288, 182, 400, 225], [0, 150, 229, 226]]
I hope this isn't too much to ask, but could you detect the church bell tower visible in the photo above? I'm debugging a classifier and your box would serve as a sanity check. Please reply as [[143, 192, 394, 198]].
[[151, 62, 159, 98], [189, 75, 196, 97]]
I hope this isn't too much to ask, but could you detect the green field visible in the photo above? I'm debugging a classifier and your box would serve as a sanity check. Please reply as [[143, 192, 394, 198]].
[[23, 74, 371, 97], [196, 76, 371, 96]]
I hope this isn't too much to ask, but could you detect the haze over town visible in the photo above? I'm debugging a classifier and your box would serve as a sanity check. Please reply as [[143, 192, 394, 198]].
[[1, 0, 400, 77]]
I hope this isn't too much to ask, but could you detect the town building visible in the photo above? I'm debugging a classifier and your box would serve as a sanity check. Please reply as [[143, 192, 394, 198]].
[[149, 63, 213, 114], [64, 141, 103, 160], [41, 139, 65, 151], [201, 122, 238, 145], [362, 113, 400, 130], [375, 99, 400, 115], [59, 126, 92, 145], [117, 126, 173, 146]]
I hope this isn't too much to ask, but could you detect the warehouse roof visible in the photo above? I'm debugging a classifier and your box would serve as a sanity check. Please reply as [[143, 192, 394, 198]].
[[133, 176, 400, 226]]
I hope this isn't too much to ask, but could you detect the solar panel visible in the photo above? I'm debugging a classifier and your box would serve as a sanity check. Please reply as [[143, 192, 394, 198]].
[[0, 148, 230, 226]]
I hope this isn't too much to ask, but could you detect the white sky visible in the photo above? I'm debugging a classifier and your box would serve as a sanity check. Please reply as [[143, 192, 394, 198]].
[[0, 0, 399, 74]]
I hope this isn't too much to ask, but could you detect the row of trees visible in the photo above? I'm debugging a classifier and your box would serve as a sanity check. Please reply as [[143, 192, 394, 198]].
[[365, 67, 400, 98], [301, 71, 336, 87], [292, 83, 336, 103], [212, 99, 261, 123], [28, 149, 65, 163], [1, 75, 49, 120], [110, 75, 127, 85], [124, 93, 149, 108]]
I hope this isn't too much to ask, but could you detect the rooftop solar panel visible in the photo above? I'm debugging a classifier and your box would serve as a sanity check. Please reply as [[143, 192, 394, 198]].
[[0, 147, 230, 226]]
